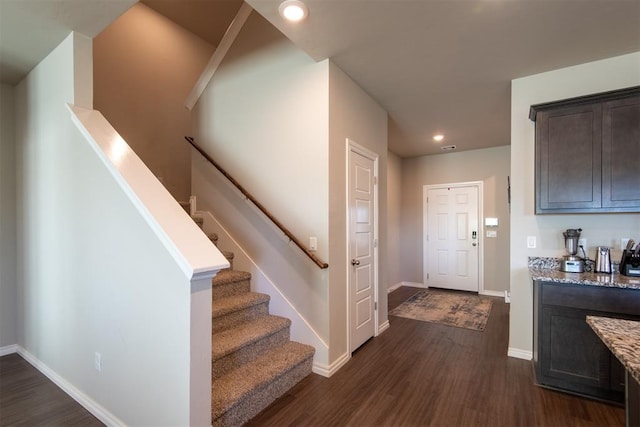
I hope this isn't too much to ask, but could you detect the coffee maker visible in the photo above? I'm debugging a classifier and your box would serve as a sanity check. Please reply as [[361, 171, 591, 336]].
[[561, 228, 585, 273]]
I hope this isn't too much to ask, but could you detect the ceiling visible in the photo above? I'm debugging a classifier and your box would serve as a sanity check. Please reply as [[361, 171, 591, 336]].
[[2, 0, 639, 157]]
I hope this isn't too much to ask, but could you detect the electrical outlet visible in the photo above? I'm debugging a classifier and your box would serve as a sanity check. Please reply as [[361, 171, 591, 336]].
[[578, 238, 587, 249], [94, 352, 102, 372]]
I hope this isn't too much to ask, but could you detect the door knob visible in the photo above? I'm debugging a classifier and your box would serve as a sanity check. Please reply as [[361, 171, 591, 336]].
[[351, 259, 360, 266]]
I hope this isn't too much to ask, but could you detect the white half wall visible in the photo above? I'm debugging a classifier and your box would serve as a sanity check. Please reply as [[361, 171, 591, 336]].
[[0, 83, 17, 348], [509, 52, 640, 357], [14, 32, 222, 426]]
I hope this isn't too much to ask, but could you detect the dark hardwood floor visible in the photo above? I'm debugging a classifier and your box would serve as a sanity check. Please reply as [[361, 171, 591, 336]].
[[0, 353, 103, 426], [0, 287, 625, 426], [248, 286, 625, 427]]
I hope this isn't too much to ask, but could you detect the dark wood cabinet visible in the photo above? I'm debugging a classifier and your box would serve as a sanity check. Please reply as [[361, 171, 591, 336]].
[[533, 280, 640, 403], [602, 95, 640, 209], [531, 87, 640, 214]]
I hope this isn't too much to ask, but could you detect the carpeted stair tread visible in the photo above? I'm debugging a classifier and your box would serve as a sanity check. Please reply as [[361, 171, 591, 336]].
[[213, 292, 269, 318], [213, 315, 290, 360], [208, 232, 218, 245], [211, 341, 315, 422], [221, 250, 234, 261], [192, 215, 204, 228], [213, 269, 251, 286]]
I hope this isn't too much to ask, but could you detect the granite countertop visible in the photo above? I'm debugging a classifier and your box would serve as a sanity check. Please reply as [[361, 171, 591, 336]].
[[587, 316, 640, 384], [529, 257, 640, 290]]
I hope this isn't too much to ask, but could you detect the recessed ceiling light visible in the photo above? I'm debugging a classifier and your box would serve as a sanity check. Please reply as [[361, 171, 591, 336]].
[[279, 0, 308, 22], [433, 134, 444, 142]]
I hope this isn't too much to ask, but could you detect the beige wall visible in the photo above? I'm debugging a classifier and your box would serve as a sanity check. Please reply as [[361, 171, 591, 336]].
[[509, 52, 640, 357], [0, 83, 17, 349], [386, 151, 402, 289], [328, 62, 388, 359], [93, 3, 214, 201], [400, 145, 511, 293]]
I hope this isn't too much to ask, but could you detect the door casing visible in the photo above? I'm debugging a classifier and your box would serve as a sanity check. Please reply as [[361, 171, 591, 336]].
[[346, 138, 379, 353]]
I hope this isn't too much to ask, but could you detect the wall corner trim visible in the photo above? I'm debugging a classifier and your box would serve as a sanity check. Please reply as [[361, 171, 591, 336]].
[[184, 3, 253, 111], [312, 352, 350, 378], [507, 347, 533, 360]]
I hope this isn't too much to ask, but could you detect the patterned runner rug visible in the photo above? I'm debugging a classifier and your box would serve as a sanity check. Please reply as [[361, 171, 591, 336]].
[[389, 290, 493, 331]]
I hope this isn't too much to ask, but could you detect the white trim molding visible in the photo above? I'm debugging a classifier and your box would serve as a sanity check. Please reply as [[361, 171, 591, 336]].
[[479, 290, 504, 298], [312, 352, 350, 378], [16, 347, 126, 426], [0, 344, 18, 357], [507, 347, 533, 360], [378, 320, 390, 334], [185, 3, 253, 110]]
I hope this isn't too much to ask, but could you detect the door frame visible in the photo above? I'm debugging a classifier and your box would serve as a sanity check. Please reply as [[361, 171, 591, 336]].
[[346, 138, 380, 353], [422, 181, 485, 294]]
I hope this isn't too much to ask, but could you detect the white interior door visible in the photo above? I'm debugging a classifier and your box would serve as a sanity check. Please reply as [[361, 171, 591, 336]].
[[348, 142, 377, 353], [424, 184, 479, 292]]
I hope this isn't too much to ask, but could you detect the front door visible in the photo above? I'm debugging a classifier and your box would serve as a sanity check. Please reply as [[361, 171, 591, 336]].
[[424, 184, 479, 292], [348, 141, 378, 352]]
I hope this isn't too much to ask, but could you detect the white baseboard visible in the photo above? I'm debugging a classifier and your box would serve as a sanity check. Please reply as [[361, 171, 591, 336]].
[[479, 289, 504, 298], [400, 281, 427, 289], [16, 347, 125, 426], [507, 347, 533, 360], [313, 351, 350, 378], [0, 344, 18, 356], [387, 283, 403, 293], [378, 320, 390, 334]]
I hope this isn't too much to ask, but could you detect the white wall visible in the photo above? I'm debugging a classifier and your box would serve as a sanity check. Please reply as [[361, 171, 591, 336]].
[[0, 83, 17, 350], [400, 145, 511, 293], [328, 62, 388, 359], [193, 12, 331, 341], [93, 3, 215, 201], [509, 52, 640, 357], [15, 32, 199, 426], [386, 151, 402, 290]]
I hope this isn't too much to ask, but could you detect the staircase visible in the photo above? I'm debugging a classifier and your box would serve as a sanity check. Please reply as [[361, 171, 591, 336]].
[[188, 210, 315, 426]]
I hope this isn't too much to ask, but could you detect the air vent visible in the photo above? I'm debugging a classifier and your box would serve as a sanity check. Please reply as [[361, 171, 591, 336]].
[[441, 145, 456, 151]]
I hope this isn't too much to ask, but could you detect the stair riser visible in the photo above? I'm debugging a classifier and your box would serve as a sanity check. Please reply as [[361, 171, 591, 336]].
[[212, 356, 313, 427], [212, 303, 269, 334], [212, 279, 250, 299], [213, 327, 290, 380]]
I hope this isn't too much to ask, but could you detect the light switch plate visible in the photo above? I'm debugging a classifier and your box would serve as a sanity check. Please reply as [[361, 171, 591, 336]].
[[527, 236, 536, 248], [486, 230, 497, 238], [309, 236, 317, 251]]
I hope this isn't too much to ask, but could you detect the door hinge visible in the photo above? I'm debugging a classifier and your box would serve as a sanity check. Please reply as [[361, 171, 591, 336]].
[[375, 302, 377, 310], [374, 239, 378, 248], [427, 273, 429, 280], [374, 176, 378, 185]]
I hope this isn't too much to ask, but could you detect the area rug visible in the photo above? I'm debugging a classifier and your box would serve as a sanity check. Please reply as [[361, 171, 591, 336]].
[[389, 290, 493, 331]]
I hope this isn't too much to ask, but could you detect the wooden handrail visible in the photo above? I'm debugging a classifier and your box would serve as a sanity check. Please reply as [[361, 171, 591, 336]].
[[185, 136, 329, 269]]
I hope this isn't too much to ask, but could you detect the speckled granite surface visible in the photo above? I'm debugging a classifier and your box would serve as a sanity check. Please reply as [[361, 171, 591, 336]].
[[587, 316, 640, 384], [529, 256, 640, 290]]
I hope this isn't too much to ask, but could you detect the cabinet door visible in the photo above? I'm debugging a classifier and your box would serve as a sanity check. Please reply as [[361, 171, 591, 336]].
[[602, 95, 640, 209], [536, 104, 602, 213], [540, 305, 610, 389]]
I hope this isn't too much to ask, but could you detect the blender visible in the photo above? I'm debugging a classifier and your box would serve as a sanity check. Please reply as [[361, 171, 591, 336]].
[[561, 228, 585, 273]]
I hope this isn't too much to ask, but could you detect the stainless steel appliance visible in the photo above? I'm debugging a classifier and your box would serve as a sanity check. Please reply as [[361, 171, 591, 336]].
[[594, 246, 612, 273], [619, 239, 640, 277], [561, 228, 585, 273]]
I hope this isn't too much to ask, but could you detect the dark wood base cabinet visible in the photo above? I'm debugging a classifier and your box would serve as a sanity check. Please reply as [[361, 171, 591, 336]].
[[533, 281, 640, 403]]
